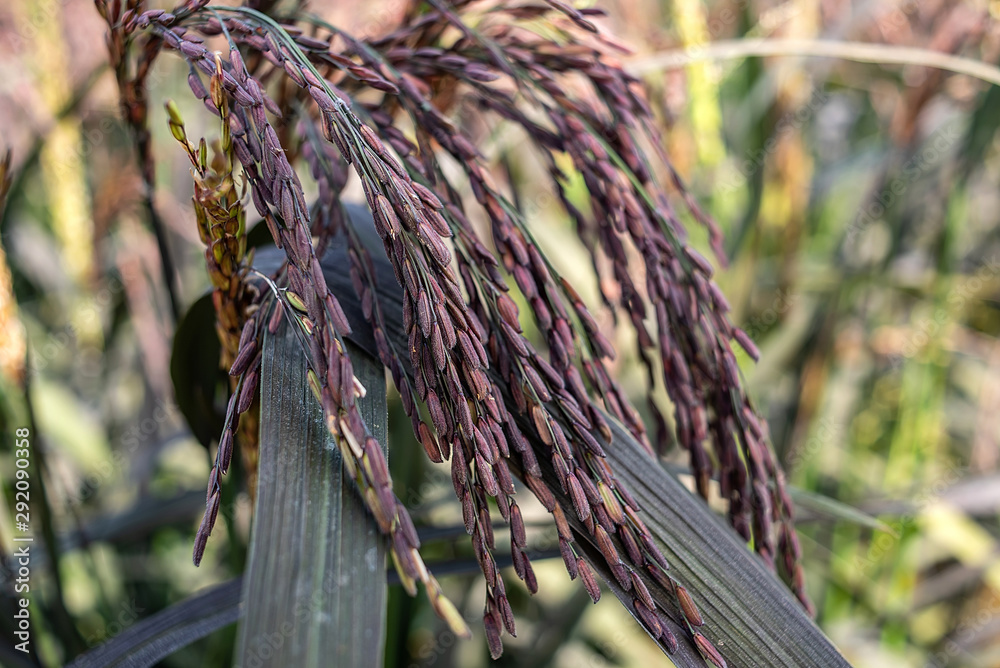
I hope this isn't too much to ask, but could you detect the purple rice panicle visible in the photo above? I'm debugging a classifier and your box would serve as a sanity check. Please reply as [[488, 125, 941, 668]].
[[165, 53, 267, 537], [144, 10, 471, 638], [297, 116, 431, 478], [289, 19, 717, 658], [367, 2, 808, 616], [115, 1, 813, 662], [173, 9, 681, 655], [168, 3, 731, 660]]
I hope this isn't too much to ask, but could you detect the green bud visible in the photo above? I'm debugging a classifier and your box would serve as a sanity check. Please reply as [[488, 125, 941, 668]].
[[198, 138, 208, 172], [307, 368, 322, 403], [285, 291, 307, 313], [168, 121, 186, 144], [165, 100, 184, 126]]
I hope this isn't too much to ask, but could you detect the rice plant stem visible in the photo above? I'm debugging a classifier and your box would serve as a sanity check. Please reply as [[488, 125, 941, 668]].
[[629, 38, 1000, 87]]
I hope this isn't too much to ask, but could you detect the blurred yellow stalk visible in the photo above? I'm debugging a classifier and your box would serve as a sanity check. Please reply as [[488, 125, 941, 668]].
[[0, 240, 26, 386], [28, 0, 101, 346], [671, 0, 724, 167], [921, 502, 1000, 594]]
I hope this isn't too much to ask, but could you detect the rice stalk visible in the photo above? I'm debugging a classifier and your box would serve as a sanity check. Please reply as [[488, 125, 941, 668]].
[[93, 1, 819, 662]]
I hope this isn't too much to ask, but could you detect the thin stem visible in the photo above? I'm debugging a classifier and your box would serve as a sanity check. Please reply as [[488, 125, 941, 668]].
[[628, 38, 1000, 87], [142, 194, 182, 322]]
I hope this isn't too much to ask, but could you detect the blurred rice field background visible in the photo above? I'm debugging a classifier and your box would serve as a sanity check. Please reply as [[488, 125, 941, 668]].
[[2, 1, 1000, 666]]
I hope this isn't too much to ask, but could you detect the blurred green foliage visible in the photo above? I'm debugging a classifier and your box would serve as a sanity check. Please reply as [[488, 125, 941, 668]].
[[1, 1, 1000, 666]]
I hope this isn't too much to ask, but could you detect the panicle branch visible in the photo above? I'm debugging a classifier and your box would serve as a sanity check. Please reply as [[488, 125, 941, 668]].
[[120, 1, 813, 662]]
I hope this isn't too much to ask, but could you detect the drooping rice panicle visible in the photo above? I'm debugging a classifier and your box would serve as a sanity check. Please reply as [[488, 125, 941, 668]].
[[102, 0, 815, 660]]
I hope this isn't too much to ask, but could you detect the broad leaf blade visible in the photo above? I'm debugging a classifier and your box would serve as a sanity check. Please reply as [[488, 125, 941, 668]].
[[234, 322, 387, 666], [170, 293, 226, 448], [591, 420, 848, 667], [65, 579, 242, 668]]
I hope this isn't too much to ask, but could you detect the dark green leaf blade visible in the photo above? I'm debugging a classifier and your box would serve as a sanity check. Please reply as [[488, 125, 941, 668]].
[[65, 579, 242, 668], [234, 322, 387, 666]]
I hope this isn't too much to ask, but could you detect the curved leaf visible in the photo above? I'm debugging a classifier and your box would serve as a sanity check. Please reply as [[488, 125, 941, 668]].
[[234, 324, 388, 666], [256, 208, 853, 668], [65, 579, 242, 668]]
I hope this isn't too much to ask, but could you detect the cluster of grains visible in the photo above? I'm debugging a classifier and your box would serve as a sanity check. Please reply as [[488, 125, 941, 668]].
[[208, 15, 535, 651], [165, 64, 262, 496], [130, 4, 471, 637], [101, 0, 818, 663], [316, 24, 710, 659], [367, 0, 808, 615]]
